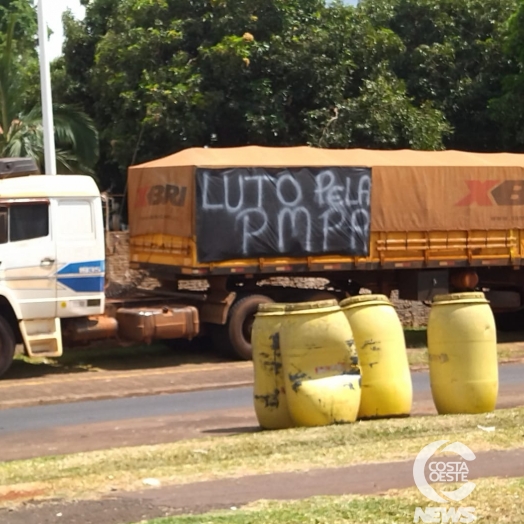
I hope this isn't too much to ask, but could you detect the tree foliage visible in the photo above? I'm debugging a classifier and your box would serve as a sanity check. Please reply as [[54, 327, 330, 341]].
[[0, 11, 99, 174], [361, 0, 518, 151], [54, 0, 523, 188], [490, 0, 524, 150], [0, 0, 37, 54]]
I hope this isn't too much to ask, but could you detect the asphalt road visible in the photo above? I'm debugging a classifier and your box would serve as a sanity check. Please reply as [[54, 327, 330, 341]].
[[1, 364, 523, 436]]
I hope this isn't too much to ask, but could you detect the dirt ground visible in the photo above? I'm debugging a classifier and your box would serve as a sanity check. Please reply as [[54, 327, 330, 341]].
[[1, 448, 523, 524]]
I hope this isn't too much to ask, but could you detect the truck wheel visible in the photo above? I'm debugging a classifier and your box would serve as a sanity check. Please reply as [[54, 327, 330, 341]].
[[219, 294, 274, 360], [494, 310, 523, 332], [0, 316, 16, 377], [301, 290, 339, 302]]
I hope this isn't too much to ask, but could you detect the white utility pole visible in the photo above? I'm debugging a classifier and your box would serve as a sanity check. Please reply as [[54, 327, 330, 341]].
[[37, 0, 57, 175]]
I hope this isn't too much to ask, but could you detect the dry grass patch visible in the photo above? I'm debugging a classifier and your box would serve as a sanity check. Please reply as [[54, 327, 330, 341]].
[[1, 408, 523, 507]]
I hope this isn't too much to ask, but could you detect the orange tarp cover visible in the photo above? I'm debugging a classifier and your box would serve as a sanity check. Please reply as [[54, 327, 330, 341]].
[[128, 146, 524, 236], [132, 146, 524, 168]]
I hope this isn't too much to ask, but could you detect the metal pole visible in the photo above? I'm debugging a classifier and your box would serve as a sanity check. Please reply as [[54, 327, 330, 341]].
[[37, 0, 57, 175]]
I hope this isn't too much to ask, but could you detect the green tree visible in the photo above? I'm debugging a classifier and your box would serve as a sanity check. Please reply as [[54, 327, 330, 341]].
[[303, 2, 450, 148], [0, 0, 39, 111], [0, 16, 99, 174], [359, 0, 518, 151], [59, 0, 452, 189], [0, 0, 37, 53], [306, 69, 450, 149], [489, 0, 524, 150]]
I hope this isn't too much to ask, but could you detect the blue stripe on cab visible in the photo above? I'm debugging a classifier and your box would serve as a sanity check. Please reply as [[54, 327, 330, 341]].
[[57, 260, 105, 276], [58, 276, 105, 293]]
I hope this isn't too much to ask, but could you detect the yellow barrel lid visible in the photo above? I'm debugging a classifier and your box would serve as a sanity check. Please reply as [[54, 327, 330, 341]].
[[258, 299, 340, 315], [340, 294, 391, 309], [432, 292, 487, 304]]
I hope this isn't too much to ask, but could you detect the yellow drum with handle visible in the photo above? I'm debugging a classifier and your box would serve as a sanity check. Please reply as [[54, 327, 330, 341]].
[[278, 300, 361, 427], [252, 303, 294, 430], [427, 292, 498, 414], [340, 295, 412, 419]]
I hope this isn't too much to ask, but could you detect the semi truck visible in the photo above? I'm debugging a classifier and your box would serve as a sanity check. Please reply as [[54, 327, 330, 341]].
[[0, 146, 524, 377]]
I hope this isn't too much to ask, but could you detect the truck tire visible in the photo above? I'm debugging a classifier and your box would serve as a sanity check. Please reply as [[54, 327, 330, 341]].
[[494, 310, 523, 332], [301, 290, 339, 302], [218, 294, 274, 360], [0, 316, 16, 377]]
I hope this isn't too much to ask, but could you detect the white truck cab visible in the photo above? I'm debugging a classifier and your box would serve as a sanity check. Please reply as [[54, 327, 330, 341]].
[[0, 160, 105, 375]]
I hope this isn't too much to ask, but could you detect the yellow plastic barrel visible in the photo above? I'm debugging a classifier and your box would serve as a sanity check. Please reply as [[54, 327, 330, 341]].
[[278, 300, 361, 427], [427, 292, 498, 414], [251, 303, 294, 430], [340, 295, 412, 419]]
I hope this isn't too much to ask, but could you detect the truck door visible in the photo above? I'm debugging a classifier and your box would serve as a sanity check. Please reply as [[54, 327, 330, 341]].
[[0, 199, 57, 319], [55, 198, 105, 318]]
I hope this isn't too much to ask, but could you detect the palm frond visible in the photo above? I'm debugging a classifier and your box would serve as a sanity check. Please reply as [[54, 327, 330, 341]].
[[2, 120, 96, 176], [52, 105, 99, 168], [19, 105, 99, 174]]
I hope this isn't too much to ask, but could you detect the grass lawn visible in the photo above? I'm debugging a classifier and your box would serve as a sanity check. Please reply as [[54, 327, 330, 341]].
[[1, 407, 523, 507], [9, 338, 221, 378], [11, 328, 524, 377], [136, 476, 524, 523]]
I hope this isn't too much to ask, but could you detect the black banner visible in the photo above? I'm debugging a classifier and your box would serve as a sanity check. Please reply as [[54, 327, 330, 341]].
[[195, 167, 372, 263]]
